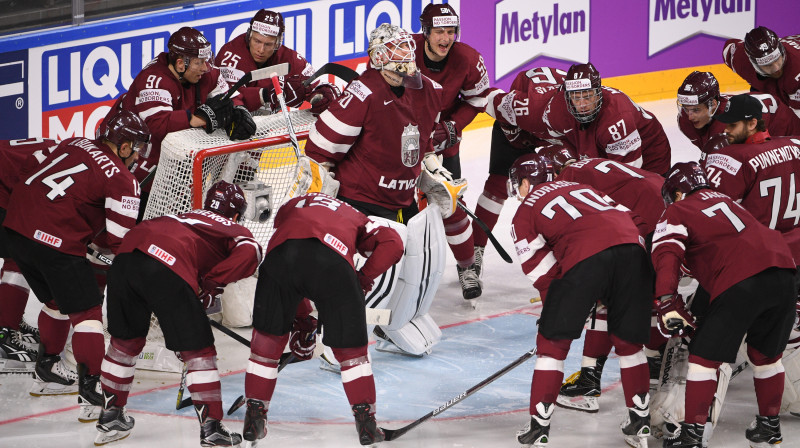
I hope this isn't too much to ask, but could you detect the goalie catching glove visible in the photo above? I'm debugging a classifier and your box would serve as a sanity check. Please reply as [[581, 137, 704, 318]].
[[655, 293, 696, 337], [418, 152, 468, 218], [289, 315, 318, 361], [288, 156, 340, 198]]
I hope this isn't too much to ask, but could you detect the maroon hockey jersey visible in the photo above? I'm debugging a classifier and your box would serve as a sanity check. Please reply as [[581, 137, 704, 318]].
[[511, 180, 643, 299], [118, 209, 262, 292], [4, 138, 140, 257], [723, 35, 800, 116], [652, 189, 794, 300], [215, 34, 316, 112], [543, 86, 672, 174], [558, 158, 665, 235], [679, 92, 800, 151], [0, 138, 59, 208], [268, 193, 404, 280], [704, 135, 800, 259], [486, 67, 566, 147], [413, 34, 489, 157], [304, 68, 443, 210], [101, 53, 240, 184]]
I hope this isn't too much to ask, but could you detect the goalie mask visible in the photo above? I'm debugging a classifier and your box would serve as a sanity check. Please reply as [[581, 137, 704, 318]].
[[677, 71, 720, 114], [419, 3, 460, 38], [98, 109, 152, 159], [564, 63, 603, 124], [744, 26, 785, 77], [204, 180, 247, 222], [507, 154, 555, 200], [661, 162, 711, 205], [368, 24, 422, 89], [538, 144, 577, 175]]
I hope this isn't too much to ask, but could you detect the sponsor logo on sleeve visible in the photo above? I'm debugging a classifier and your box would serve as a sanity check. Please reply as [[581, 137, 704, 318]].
[[705, 153, 742, 175], [148, 244, 176, 265], [135, 89, 173, 105], [605, 130, 642, 156], [347, 80, 371, 102], [514, 239, 531, 258]]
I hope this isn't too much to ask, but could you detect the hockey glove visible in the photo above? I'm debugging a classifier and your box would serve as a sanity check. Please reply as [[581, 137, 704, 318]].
[[288, 156, 339, 198], [289, 315, 318, 361], [418, 152, 468, 219], [228, 105, 257, 141], [198, 278, 224, 314], [500, 123, 540, 150], [196, 94, 234, 134], [655, 293, 696, 337], [431, 120, 460, 152], [308, 84, 340, 116], [357, 270, 374, 295], [261, 75, 307, 110]]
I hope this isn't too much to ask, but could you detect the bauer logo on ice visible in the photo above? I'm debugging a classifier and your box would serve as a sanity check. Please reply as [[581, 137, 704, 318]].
[[495, 0, 589, 80], [648, 0, 754, 56]]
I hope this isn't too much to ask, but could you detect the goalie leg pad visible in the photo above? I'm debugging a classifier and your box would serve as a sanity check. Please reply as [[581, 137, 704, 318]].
[[781, 345, 800, 414], [650, 337, 689, 436], [375, 313, 442, 357]]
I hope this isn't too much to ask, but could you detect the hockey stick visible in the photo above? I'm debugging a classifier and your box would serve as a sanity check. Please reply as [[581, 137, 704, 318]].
[[302, 62, 359, 87], [270, 73, 302, 159], [457, 202, 513, 263], [381, 346, 537, 441], [220, 62, 290, 102]]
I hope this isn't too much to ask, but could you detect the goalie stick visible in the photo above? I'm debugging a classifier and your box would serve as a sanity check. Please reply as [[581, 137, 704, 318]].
[[381, 346, 537, 441], [457, 202, 513, 263], [302, 62, 359, 87]]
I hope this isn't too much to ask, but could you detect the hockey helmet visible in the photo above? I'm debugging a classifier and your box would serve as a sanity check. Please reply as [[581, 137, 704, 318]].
[[677, 71, 720, 110], [98, 109, 151, 158], [204, 181, 247, 222], [744, 26, 785, 75], [168, 27, 213, 63], [564, 63, 603, 124], [247, 9, 285, 50], [537, 144, 577, 174], [661, 162, 711, 205], [419, 3, 460, 38], [700, 133, 731, 166], [507, 153, 555, 199], [368, 23, 422, 88]]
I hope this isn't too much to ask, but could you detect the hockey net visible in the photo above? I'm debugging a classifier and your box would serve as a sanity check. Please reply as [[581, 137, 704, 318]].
[[131, 110, 316, 372]]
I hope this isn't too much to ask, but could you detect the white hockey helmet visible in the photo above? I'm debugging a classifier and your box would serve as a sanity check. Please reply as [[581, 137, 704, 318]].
[[368, 23, 422, 89]]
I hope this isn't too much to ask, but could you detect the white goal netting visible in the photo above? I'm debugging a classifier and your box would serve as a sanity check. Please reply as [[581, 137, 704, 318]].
[[132, 110, 317, 372]]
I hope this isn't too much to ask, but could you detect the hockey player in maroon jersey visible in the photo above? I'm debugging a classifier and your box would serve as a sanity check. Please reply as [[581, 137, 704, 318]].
[[101, 26, 255, 208], [723, 26, 800, 119], [0, 138, 58, 373], [94, 180, 262, 447], [541, 63, 672, 175], [653, 162, 796, 447], [241, 193, 403, 446], [532, 146, 669, 414], [2, 110, 148, 419], [215, 9, 339, 115], [507, 154, 652, 448], [412, 3, 492, 299], [677, 71, 800, 151], [471, 66, 566, 282]]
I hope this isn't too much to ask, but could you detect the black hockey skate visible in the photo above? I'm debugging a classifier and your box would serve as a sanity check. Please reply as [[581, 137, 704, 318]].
[[457, 264, 482, 301], [78, 363, 103, 422], [556, 356, 606, 413], [662, 422, 703, 448], [0, 326, 36, 373], [95, 404, 135, 446], [196, 404, 243, 447], [352, 402, 384, 446], [17, 319, 40, 352], [745, 415, 782, 447], [517, 402, 553, 447], [473, 246, 485, 278], [31, 343, 78, 396], [620, 392, 650, 448], [242, 399, 268, 444]]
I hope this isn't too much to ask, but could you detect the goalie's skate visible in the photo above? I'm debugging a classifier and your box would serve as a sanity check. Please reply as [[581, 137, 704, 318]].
[[620, 393, 650, 448], [0, 327, 36, 374], [372, 327, 425, 357], [556, 357, 605, 413], [745, 415, 782, 448], [516, 402, 553, 447], [94, 406, 135, 446], [30, 345, 78, 396]]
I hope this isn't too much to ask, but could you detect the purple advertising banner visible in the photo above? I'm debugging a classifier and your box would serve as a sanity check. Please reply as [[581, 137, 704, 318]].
[[460, 0, 797, 91]]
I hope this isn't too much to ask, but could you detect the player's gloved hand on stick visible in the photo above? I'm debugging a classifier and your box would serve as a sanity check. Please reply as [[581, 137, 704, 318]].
[[198, 278, 224, 314], [289, 315, 318, 361], [196, 94, 234, 134], [308, 84, 340, 116], [228, 105, 257, 140], [431, 120, 460, 152], [655, 293, 696, 337], [262, 75, 307, 109]]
